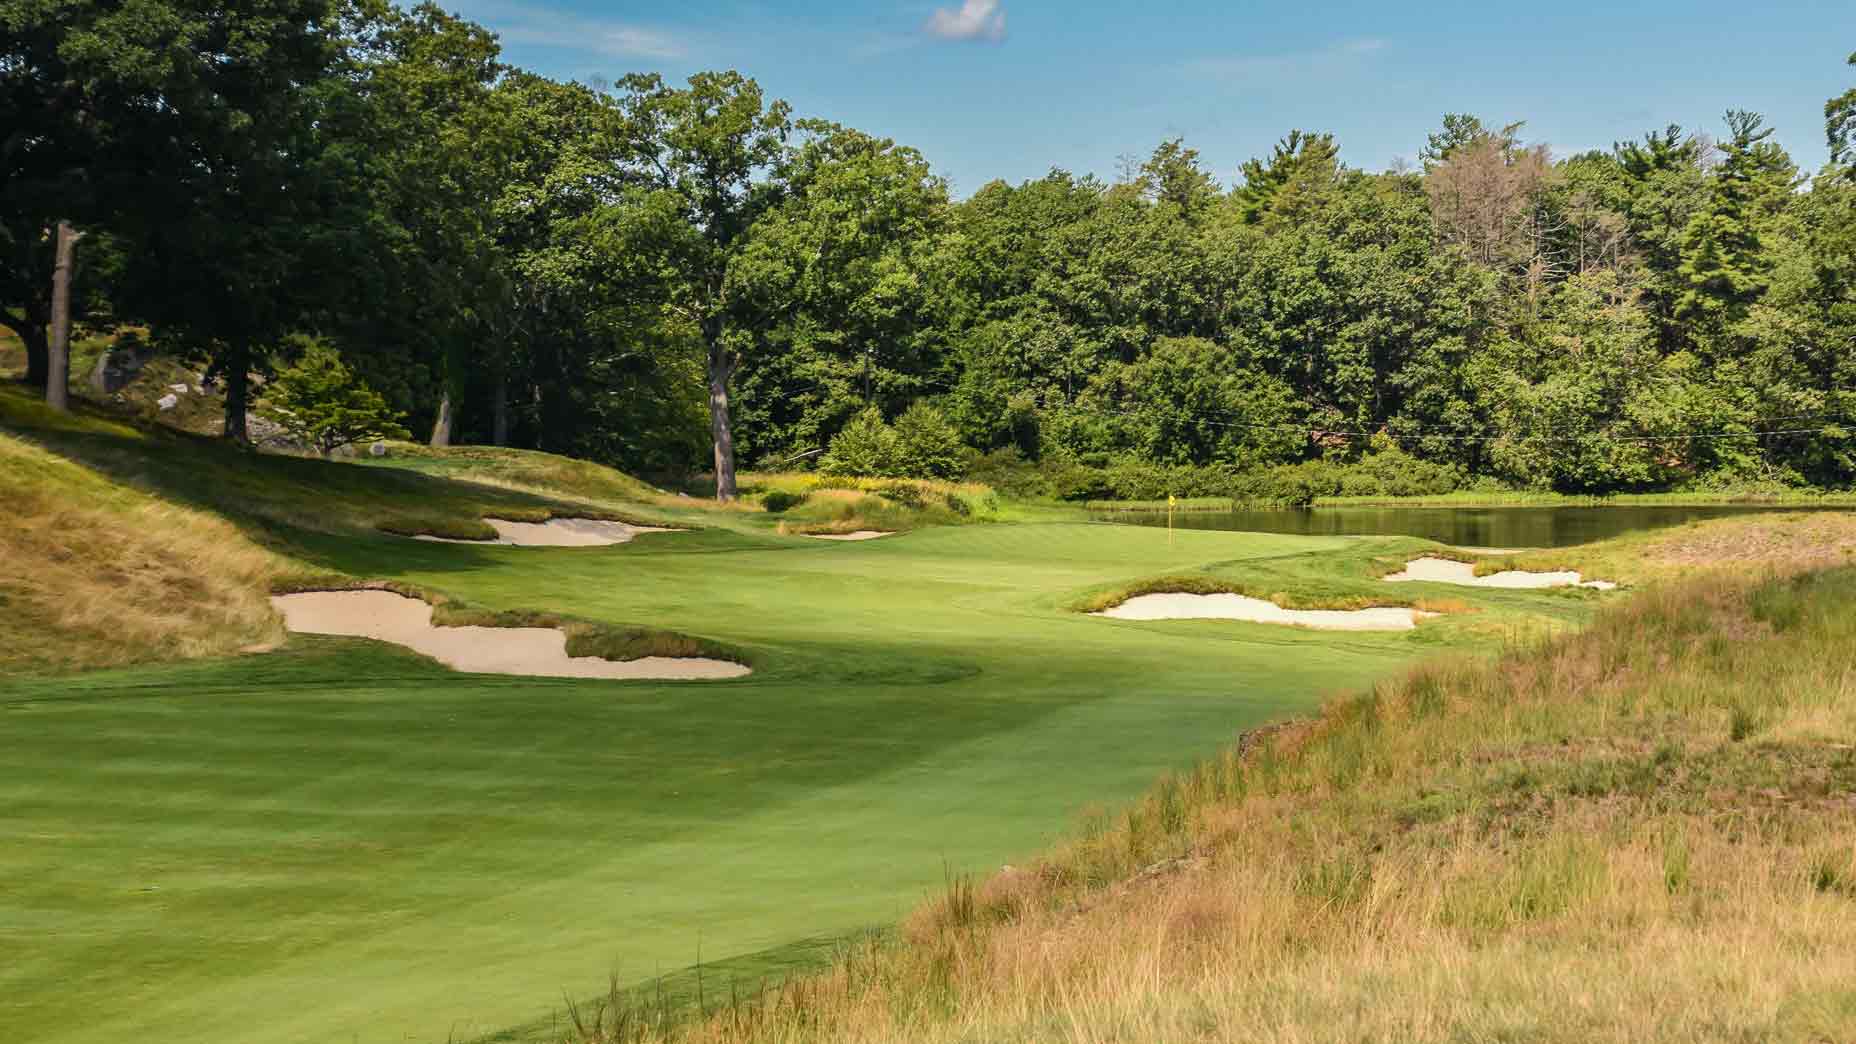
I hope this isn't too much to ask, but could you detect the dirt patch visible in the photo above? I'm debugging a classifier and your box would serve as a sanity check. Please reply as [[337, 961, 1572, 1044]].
[[806, 530, 893, 541], [1093, 593, 1433, 631], [1385, 557, 1616, 590], [413, 518, 680, 547], [270, 590, 749, 680]]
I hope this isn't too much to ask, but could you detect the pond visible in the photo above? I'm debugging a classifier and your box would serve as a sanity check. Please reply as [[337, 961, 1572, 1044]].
[[1090, 504, 1838, 549]]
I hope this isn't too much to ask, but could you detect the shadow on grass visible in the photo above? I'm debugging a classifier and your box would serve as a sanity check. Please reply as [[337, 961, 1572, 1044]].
[[0, 387, 672, 558], [467, 929, 888, 1044]]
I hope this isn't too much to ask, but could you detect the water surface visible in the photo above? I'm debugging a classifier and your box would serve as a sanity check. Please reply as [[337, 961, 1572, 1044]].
[[1092, 504, 1835, 548]]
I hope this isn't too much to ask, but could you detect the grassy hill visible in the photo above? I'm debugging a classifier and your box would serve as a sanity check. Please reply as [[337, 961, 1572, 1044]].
[[565, 522, 1856, 1044], [0, 384, 699, 674], [0, 427, 284, 673]]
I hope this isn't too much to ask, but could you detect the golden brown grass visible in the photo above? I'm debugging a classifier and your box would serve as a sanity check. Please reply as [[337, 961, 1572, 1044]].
[[0, 433, 285, 675], [567, 550, 1856, 1043], [1498, 509, 1856, 584]]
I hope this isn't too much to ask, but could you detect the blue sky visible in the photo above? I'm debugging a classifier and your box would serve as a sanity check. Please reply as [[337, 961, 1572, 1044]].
[[446, 0, 1856, 195]]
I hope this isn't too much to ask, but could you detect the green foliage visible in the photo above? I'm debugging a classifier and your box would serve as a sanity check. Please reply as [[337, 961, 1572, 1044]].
[[259, 338, 410, 456], [9, 21, 1856, 497], [816, 402, 966, 479], [819, 407, 899, 477], [1674, 112, 1795, 333], [890, 403, 965, 478], [1232, 445, 1466, 505], [1235, 130, 1341, 225], [1828, 51, 1856, 175], [761, 489, 809, 513]]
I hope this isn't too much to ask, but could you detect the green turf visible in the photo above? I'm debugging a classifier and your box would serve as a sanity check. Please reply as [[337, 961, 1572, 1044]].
[[1, 493, 1594, 1043]]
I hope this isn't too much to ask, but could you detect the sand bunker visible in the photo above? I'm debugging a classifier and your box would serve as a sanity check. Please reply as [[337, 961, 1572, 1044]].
[[805, 530, 893, 541], [1094, 592, 1432, 631], [270, 590, 749, 680], [1384, 556, 1617, 590], [414, 518, 679, 547]]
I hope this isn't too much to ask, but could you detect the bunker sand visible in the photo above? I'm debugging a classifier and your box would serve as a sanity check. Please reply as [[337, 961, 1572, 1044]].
[[270, 590, 748, 679], [805, 530, 893, 541], [1094, 592, 1432, 631], [1385, 556, 1617, 590], [414, 518, 680, 546]]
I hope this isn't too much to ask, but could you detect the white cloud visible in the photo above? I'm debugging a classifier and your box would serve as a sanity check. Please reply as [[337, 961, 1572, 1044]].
[[450, 1, 689, 61], [591, 26, 685, 60], [1187, 37, 1388, 81], [501, 20, 686, 60], [925, 0, 1007, 43]]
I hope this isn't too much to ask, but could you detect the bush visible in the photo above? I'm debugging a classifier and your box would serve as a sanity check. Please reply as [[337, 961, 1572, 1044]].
[[1231, 447, 1466, 505], [820, 407, 899, 477], [761, 490, 809, 513], [963, 448, 1058, 499], [259, 337, 409, 457], [873, 482, 927, 508], [820, 403, 969, 480], [890, 403, 965, 479]]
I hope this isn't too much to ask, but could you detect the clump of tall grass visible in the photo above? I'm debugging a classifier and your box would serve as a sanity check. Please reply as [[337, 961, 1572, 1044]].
[[565, 561, 1856, 1044], [768, 486, 991, 535], [0, 433, 285, 674], [743, 472, 999, 526]]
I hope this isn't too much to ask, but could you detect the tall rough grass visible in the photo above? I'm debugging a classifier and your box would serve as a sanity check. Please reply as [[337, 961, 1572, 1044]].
[[0, 434, 284, 674], [567, 563, 1856, 1043], [749, 475, 1000, 534]]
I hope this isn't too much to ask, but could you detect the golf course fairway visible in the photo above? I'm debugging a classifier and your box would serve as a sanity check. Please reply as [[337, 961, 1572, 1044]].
[[1, 520, 1558, 1044]]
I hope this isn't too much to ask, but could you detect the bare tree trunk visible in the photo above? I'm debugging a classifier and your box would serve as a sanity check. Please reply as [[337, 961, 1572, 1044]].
[[430, 391, 454, 447], [223, 340, 250, 443], [706, 342, 738, 502], [45, 222, 76, 412], [491, 371, 509, 446], [18, 321, 49, 388]]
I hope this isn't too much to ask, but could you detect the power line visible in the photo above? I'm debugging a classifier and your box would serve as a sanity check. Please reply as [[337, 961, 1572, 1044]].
[[1046, 402, 1851, 446]]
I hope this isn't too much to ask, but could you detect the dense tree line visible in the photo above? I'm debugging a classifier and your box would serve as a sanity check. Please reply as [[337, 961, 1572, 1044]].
[[6, 1, 1854, 496]]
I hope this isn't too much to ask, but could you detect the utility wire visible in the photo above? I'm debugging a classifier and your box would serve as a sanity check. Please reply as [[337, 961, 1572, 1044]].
[[1043, 402, 1850, 445]]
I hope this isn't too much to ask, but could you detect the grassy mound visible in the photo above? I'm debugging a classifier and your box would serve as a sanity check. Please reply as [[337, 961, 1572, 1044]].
[[372, 442, 667, 508], [575, 563, 1856, 1043], [0, 431, 283, 674], [1500, 510, 1856, 584], [0, 385, 698, 675], [0, 386, 648, 541]]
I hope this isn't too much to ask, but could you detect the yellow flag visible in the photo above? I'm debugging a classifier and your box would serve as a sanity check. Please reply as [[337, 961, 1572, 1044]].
[[1168, 494, 1176, 507]]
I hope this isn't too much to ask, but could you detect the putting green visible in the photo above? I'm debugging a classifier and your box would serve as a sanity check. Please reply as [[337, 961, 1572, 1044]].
[[2, 522, 1502, 1044]]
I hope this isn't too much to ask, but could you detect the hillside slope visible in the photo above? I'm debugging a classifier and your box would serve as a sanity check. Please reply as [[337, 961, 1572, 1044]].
[[0, 430, 284, 674], [0, 387, 684, 674], [570, 524, 1856, 1044]]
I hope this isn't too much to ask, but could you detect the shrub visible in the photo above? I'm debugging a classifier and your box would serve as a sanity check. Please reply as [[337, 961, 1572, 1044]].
[[820, 408, 898, 477], [761, 490, 809, 513], [873, 481, 927, 508], [963, 447, 1055, 499], [260, 337, 409, 457], [890, 403, 965, 479], [1231, 447, 1466, 505]]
